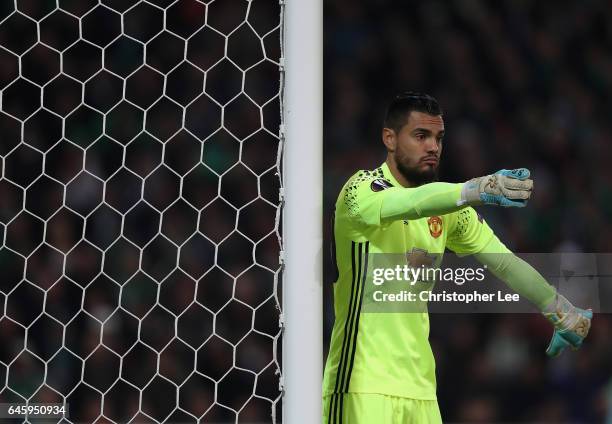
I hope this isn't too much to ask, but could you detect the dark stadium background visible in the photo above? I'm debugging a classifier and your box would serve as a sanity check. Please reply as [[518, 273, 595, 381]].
[[0, 1, 281, 423], [324, 0, 612, 422]]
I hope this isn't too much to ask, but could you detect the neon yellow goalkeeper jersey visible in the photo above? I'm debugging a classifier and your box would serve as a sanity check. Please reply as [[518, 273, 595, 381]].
[[323, 162, 497, 400]]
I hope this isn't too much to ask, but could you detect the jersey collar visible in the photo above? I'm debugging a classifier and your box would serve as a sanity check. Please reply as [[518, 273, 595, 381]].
[[381, 162, 403, 188]]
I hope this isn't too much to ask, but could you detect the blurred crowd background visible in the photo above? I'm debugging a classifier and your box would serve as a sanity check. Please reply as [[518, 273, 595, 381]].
[[324, 0, 612, 422], [0, 0, 281, 423]]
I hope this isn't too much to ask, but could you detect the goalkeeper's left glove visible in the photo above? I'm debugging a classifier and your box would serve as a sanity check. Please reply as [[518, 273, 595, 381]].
[[543, 294, 592, 357], [460, 168, 533, 207]]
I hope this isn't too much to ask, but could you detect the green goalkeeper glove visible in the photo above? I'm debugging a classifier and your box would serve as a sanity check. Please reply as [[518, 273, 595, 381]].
[[543, 294, 592, 357], [460, 168, 533, 207]]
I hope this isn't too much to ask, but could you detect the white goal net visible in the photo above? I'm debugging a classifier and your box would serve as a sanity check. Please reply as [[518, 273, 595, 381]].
[[0, 0, 282, 422]]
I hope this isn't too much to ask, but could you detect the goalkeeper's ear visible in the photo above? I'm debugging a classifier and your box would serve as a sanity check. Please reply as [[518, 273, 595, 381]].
[[382, 127, 397, 152]]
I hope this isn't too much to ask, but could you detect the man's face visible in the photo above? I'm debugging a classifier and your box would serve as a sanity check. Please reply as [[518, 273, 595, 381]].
[[390, 111, 444, 186]]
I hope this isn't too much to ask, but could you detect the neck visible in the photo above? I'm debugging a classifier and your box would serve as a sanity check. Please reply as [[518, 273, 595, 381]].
[[386, 155, 416, 188]]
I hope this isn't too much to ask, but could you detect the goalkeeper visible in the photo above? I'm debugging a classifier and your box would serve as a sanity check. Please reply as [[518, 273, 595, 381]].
[[323, 92, 592, 423]]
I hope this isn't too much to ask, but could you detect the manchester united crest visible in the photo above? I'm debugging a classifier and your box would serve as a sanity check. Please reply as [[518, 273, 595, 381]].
[[427, 216, 442, 238]]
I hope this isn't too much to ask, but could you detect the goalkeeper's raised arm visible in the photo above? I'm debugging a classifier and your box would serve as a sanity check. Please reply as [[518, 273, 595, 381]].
[[368, 167, 533, 225]]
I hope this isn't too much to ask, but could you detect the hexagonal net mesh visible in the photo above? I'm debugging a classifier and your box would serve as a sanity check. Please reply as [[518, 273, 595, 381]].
[[0, 0, 282, 422]]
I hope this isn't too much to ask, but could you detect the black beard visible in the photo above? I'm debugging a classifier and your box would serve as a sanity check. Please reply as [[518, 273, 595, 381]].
[[396, 159, 439, 186]]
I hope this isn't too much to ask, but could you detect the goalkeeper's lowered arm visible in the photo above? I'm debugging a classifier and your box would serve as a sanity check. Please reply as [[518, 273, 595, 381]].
[[474, 237, 592, 357]]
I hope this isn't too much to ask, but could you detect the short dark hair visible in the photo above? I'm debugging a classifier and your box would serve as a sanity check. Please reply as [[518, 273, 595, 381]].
[[383, 92, 443, 134]]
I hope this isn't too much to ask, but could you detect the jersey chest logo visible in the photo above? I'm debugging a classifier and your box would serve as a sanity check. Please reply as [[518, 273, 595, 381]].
[[427, 216, 443, 238], [406, 247, 437, 268]]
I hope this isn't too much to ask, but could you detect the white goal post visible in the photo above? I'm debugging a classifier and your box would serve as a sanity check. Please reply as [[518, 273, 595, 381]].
[[282, 0, 323, 423]]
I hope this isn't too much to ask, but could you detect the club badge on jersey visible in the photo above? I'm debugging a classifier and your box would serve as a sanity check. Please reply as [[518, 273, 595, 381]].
[[427, 216, 443, 238]]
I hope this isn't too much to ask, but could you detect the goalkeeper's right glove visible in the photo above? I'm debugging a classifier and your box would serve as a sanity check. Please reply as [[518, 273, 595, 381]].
[[543, 294, 593, 357], [459, 168, 533, 207]]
